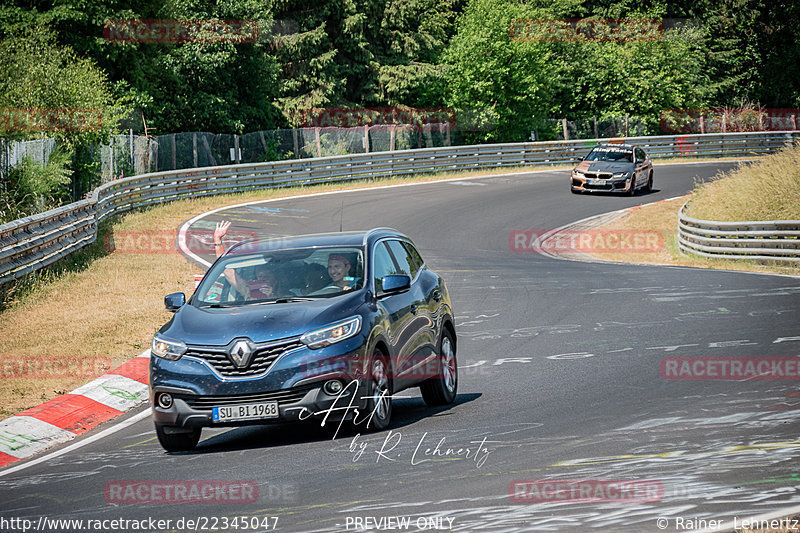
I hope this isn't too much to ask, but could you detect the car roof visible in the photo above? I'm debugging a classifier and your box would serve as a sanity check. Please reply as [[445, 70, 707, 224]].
[[226, 227, 408, 255]]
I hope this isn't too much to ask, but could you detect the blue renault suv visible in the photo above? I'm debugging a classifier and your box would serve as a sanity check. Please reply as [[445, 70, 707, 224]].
[[150, 228, 457, 451]]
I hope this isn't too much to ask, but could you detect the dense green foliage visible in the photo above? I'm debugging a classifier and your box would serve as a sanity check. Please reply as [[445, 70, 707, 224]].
[[0, 0, 798, 218], [2, 0, 798, 139], [0, 149, 72, 221]]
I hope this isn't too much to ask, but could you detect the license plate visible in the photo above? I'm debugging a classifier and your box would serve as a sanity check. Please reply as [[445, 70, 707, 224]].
[[212, 401, 279, 422], [588, 179, 603, 185]]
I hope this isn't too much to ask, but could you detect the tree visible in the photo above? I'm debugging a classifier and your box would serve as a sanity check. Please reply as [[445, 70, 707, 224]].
[[443, 0, 711, 141], [0, 22, 130, 208], [0, 23, 126, 145]]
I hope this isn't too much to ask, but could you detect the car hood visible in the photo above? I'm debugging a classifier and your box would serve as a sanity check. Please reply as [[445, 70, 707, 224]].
[[158, 291, 366, 346], [575, 161, 633, 173]]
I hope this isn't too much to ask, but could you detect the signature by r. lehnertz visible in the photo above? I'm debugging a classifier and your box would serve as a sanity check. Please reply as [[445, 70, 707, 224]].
[[348, 430, 496, 469]]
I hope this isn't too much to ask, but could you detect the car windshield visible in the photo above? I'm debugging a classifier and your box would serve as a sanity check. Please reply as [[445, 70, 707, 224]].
[[585, 147, 633, 162], [194, 246, 365, 307]]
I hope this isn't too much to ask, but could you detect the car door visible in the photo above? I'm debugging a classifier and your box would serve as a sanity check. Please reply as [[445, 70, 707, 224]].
[[372, 240, 418, 378], [384, 239, 436, 383], [634, 148, 650, 185]]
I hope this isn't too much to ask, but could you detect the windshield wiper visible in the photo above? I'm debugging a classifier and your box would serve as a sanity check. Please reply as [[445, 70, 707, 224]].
[[199, 302, 238, 308], [257, 297, 318, 304]]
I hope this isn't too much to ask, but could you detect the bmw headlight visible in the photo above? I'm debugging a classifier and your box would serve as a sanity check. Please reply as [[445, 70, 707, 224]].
[[612, 172, 630, 179], [151, 334, 187, 360], [572, 170, 584, 177], [301, 316, 362, 349]]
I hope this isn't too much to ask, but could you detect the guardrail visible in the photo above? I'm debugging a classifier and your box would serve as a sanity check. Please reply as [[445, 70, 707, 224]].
[[2, 130, 799, 285], [678, 202, 800, 261]]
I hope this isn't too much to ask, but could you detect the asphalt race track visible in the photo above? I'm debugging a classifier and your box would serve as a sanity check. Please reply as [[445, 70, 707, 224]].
[[3, 162, 800, 533]]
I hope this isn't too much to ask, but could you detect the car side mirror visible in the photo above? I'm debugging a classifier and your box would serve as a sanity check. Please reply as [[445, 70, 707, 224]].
[[165, 292, 186, 312], [380, 275, 411, 295]]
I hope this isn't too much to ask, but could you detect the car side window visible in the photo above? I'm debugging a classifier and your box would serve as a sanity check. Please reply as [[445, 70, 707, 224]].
[[402, 241, 424, 272], [386, 240, 416, 279], [636, 148, 646, 162], [372, 242, 397, 292]]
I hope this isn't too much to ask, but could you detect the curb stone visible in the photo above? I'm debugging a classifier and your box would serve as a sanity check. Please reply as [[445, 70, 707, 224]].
[[0, 350, 150, 468]]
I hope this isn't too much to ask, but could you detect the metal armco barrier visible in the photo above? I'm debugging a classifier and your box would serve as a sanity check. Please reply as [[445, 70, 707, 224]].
[[0, 199, 97, 285], [678, 202, 800, 261], [2, 131, 799, 284]]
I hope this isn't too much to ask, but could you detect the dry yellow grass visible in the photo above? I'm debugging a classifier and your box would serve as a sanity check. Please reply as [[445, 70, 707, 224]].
[[583, 146, 800, 273], [687, 145, 800, 221], [583, 195, 800, 275]]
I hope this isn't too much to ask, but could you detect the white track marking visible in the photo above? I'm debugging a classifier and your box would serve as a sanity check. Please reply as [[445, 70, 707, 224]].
[[0, 410, 151, 478]]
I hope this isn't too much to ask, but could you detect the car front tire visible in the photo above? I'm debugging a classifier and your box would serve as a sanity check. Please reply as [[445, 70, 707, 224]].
[[644, 171, 653, 193], [421, 329, 458, 406], [627, 176, 637, 196], [155, 424, 201, 452], [364, 353, 392, 431]]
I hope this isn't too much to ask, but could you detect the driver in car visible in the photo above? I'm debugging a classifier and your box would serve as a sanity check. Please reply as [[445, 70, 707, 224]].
[[327, 254, 358, 291]]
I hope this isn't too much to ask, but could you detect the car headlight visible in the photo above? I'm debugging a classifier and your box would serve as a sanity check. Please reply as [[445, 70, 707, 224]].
[[612, 172, 630, 178], [572, 170, 584, 177], [300, 316, 362, 349], [151, 334, 187, 360]]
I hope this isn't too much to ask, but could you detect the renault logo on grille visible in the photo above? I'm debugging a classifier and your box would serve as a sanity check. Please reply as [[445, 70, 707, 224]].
[[228, 339, 254, 369]]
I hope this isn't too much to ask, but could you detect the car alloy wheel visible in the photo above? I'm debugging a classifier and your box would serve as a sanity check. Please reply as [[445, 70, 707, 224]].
[[421, 330, 458, 406], [365, 354, 392, 430]]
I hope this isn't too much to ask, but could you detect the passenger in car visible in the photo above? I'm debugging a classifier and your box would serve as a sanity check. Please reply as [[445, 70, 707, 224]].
[[213, 220, 277, 300], [302, 263, 330, 295]]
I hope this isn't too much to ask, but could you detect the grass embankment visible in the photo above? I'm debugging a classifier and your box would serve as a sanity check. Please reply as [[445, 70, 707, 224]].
[[686, 146, 800, 221], [0, 165, 547, 418], [584, 146, 800, 275]]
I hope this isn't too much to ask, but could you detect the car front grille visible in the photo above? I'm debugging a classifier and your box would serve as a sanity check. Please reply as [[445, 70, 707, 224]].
[[585, 182, 613, 190], [584, 172, 613, 180], [184, 340, 304, 377], [175, 386, 316, 411]]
